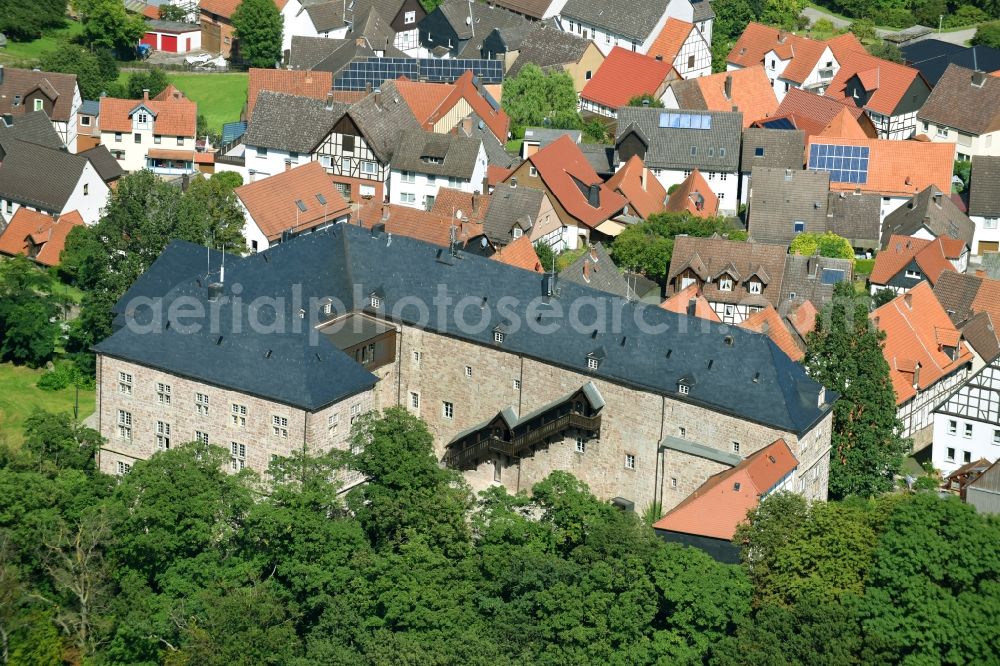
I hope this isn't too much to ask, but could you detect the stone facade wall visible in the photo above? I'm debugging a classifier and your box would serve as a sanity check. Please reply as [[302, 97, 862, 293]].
[[97, 356, 374, 476]]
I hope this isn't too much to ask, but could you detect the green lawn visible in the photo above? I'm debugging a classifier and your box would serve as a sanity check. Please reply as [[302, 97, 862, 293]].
[[167, 72, 248, 133], [0, 20, 85, 64], [0, 363, 96, 448]]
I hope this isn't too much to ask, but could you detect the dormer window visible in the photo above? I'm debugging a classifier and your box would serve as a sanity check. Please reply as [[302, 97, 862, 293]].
[[718, 276, 733, 291], [587, 357, 599, 370], [512, 227, 523, 238], [423, 156, 443, 165], [679, 383, 690, 395], [370, 295, 382, 309], [33, 99, 44, 112], [494, 330, 504, 343], [748, 280, 761, 294]]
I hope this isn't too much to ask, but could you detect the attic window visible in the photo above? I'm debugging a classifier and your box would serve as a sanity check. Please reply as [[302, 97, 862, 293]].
[[719, 148, 726, 158], [370, 295, 382, 309], [423, 156, 443, 164], [754, 147, 764, 157], [718, 276, 733, 291], [295, 200, 307, 212], [690, 146, 698, 156], [587, 357, 599, 370], [494, 331, 504, 343], [733, 482, 741, 491], [678, 383, 690, 395]]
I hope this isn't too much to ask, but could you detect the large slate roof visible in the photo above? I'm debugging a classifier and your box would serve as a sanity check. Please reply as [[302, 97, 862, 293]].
[[969, 156, 1000, 217], [0, 110, 64, 149], [243, 91, 346, 153], [740, 127, 805, 173], [507, 23, 594, 77], [880, 185, 976, 249], [390, 129, 483, 179], [747, 166, 830, 246], [0, 139, 88, 211], [561, 0, 670, 42], [98, 225, 833, 433], [616, 107, 742, 172]]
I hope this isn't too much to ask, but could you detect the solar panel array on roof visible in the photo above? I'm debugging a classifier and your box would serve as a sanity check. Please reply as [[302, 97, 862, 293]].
[[807, 144, 870, 184], [761, 117, 795, 130], [821, 268, 846, 285], [659, 112, 712, 130], [333, 58, 503, 91]]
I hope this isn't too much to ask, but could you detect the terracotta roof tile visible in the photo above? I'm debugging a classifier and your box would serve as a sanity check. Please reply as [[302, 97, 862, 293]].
[[395, 79, 454, 126], [397, 72, 510, 143], [142, 4, 160, 19], [521, 135, 627, 228], [430, 187, 490, 225], [355, 198, 474, 248], [664, 169, 718, 218], [739, 305, 804, 361], [653, 439, 798, 540], [580, 47, 675, 110], [491, 234, 543, 272], [771, 87, 875, 138], [658, 283, 721, 322], [689, 66, 778, 127], [648, 18, 694, 63], [234, 162, 350, 240], [605, 155, 667, 220], [870, 281, 974, 404], [247, 69, 333, 119], [825, 50, 927, 116], [0, 208, 84, 267], [726, 23, 840, 84], [200, 0, 286, 19], [99, 93, 197, 136], [825, 32, 866, 61], [805, 135, 953, 197], [869, 234, 959, 286], [488, 164, 514, 187], [787, 299, 818, 338]]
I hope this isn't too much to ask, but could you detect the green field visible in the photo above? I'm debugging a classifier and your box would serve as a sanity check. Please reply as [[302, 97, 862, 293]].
[[0, 20, 85, 64], [167, 72, 248, 133], [0, 363, 96, 448]]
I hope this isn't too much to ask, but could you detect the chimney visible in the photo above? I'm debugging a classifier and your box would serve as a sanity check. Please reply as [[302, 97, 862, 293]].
[[326, 91, 334, 111], [912, 362, 921, 388], [641, 166, 647, 189], [904, 292, 913, 308], [778, 31, 787, 43], [932, 192, 942, 207], [972, 70, 987, 87], [583, 259, 591, 280], [589, 245, 599, 262], [284, 158, 292, 172], [687, 298, 697, 316], [248, 168, 256, 184], [381, 204, 390, 221], [365, 82, 373, 94], [142, 89, 150, 101], [587, 183, 600, 207], [461, 116, 473, 136], [724, 74, 733, 100]]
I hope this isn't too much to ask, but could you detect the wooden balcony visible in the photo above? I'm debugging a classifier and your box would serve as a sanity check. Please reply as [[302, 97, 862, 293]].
[[446, 412, 602, 470]]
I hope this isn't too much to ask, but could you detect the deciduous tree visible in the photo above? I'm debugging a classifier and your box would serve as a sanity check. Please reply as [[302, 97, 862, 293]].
[[502, 64, 581, 136], [232, 0, 283, 68]]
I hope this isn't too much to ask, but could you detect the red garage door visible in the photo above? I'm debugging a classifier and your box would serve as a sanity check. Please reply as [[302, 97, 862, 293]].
[[140, 33, 157, 49], [161, 34, 178, 52]]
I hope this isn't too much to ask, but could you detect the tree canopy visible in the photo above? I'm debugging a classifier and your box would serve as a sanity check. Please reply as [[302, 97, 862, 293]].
[[0, 257, 61, 369], [78, 0, 146, 57], [805, 282, 910, 499], [501, 64, 581, 137], [0, 0, 67, 41], [232, 0, 283, 69], [789, 232, 855, 260], [39, 44, 120, 100], [973, 21, 1000, 48]]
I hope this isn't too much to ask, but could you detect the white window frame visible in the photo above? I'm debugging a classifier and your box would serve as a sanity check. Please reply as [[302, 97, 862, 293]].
[[718, 277, 733, 292], [156, 421, 171, 450], [679, 384, 690, 395], [443, 401, 454, 419], [231, 403, 247, 428], [195, 392, 209, 415], [272, 415, 289, 438], [117, 409, 132, 440], [624, 453, 636, 470], [404, 10, 416, 24], [195, 430, 209, 445], [410, 391, 420, 410], [587, 357, 599, 370], [748, 281, 761, 294], [964, 423, 973, 439], [575, 437, 585, 454], [948, 419, 957, 435], [494, 331, 504, 343]]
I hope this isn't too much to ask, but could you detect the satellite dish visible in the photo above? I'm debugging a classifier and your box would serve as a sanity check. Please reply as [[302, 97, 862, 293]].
[[456, 209, 464, 220], [466, 16, 472, 25], [480, 237, 489, 248]]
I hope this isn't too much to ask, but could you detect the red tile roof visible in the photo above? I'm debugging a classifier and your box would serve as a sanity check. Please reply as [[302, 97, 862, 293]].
[[430, 187, 490, 225], [787, 299, 818, 339], [739, 306, 804, 361], [355, 199, 475, 248], [825, 50, 927, 116], [605, 155, 667, 220], [246, 69, 333, 119], [664, 169, 718, 218], [653, 439, 798, 540], [727, 23, 851, 84], [580, 47, 675, 110], [689, 66, 778, 127], [491, 234, 543, 272], [152, 84, 185, 101], [658, 283, 721, 322], [648, 18, 695, 64], [805, 135, 954, 197], [142, 4, 160, 19], [201, 0, 287, 20], [0, 208, 84, 267], [769, 87, 875, 138], [520, 135, 627, 228], [395, 72, 510, 143], [99, 92, 197, 136], [824, 32, 867, 62], [870, 281, 974, 404], [234, 162, 350, 240], [488, 165, 515, 187], [869, 236, 964, 286], [395, 79, 454, 126]]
